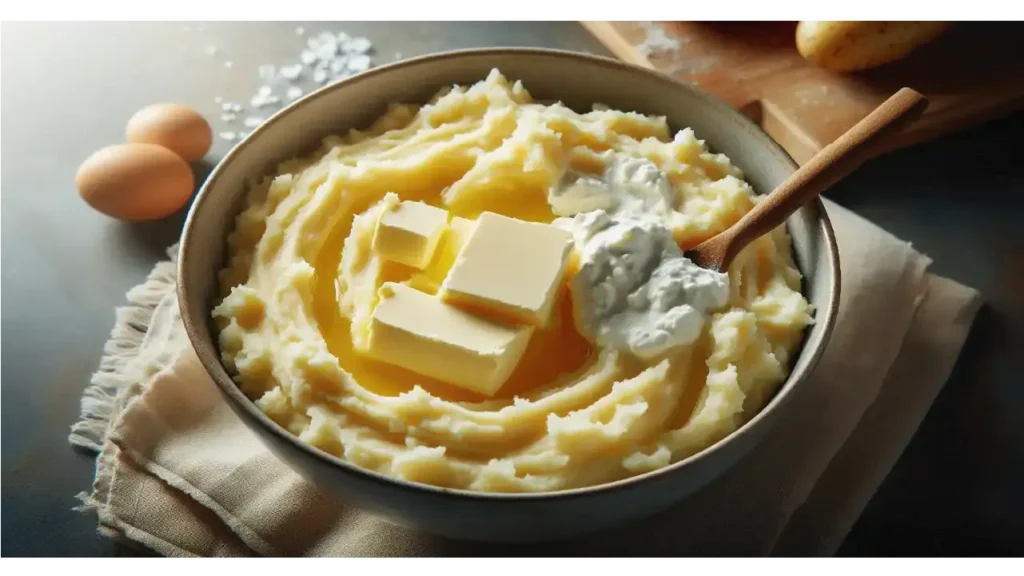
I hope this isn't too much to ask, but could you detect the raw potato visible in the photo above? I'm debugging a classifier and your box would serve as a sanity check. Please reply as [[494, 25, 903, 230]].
[[796, 21, 951, 72]]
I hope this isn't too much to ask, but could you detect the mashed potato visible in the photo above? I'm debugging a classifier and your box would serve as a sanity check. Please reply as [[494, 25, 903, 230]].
[[213, 70, 812, 492]]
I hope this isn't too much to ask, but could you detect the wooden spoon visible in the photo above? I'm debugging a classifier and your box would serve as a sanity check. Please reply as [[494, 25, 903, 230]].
[[687, 87, 929, 272]]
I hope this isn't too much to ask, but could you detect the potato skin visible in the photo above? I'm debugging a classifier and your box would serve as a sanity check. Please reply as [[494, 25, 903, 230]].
[[796, 21, 951, 72]]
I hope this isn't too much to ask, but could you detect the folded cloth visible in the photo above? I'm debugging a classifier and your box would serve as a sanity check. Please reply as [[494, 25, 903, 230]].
[[70, 200, 982, 557]]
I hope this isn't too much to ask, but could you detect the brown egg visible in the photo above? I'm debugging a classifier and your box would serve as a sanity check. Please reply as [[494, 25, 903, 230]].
[[76, 143, 194, 221], [126, 103, 212, 162]]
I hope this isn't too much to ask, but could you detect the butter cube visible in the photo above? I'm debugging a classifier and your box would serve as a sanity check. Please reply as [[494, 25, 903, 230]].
[[428, 216, 478, 279], [445, 216, 478, 258], [372, 201, 449, 269], [367, 283, 533, 396], [441, 212, 572, 327]]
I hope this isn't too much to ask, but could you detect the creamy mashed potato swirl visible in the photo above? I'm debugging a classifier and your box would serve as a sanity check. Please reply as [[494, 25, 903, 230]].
[[213, 70, 812, 493]]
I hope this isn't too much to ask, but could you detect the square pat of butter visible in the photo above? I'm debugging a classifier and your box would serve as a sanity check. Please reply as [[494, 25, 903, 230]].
[[372, 200, 449, 269], [440, 212, 572, 327], [367, 283, 533, 396]]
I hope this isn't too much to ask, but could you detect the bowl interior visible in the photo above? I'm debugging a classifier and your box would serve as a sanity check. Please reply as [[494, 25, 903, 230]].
[[179, 48, 838, 497]]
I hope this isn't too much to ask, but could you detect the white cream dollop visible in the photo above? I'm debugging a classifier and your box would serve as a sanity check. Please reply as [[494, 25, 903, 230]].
[[567, 211, 729, 360], [552, 152, 729, 361], [549, 152, 676, 218]]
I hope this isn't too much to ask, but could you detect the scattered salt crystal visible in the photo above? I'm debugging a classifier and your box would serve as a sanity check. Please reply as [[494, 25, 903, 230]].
[[214, 96, 223, 104], [279, 64, 303, 80], [345, 37, 372, 54], [394, 52, 403, 60], [347, 54, 371, 73], [250, 93, 281, 108], [330, 58, 348, 74], [315, 40, 338, 61], [238, 131, 250, 139], [212, 28, 379, 132], [206, 45, 219, 56]]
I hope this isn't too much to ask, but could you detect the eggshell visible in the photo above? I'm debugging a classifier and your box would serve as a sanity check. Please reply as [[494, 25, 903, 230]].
[[126, 103, 212, 162], [76, 143, 194, 221]]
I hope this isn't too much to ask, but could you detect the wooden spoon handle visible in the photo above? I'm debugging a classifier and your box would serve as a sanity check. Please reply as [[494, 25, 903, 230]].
[[690, 87, 929, 271]]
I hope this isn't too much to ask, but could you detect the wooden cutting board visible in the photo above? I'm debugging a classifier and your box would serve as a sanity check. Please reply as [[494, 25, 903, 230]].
[[581, 22, 1024, 165]]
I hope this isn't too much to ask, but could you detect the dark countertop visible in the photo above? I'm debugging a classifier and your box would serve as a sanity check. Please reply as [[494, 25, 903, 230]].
[[2, 22, 1021, 557]]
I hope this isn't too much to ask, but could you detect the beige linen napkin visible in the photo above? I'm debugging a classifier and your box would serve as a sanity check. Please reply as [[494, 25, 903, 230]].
[[70, 200, 982, 557]]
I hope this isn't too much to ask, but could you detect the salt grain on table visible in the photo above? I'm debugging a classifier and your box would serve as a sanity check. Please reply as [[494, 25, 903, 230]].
[[250, 93, 280, 108], [347, 54, 371, 73], [346, 37, 372, 54], [279, 64, 303, 80]]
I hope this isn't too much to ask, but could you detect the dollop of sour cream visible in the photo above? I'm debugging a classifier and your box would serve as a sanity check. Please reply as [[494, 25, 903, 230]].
[[549, 153, 675, 218], [553, 153, 730, 361]]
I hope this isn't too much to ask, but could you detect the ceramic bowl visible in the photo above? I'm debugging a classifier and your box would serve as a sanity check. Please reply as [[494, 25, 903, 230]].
[[178, 48, 840, 543]]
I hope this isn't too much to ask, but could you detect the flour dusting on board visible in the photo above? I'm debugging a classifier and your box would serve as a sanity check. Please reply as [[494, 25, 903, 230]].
[[794, 85, 835, 106], [637, 22, 682, 56], [636, 22, 719, 77]]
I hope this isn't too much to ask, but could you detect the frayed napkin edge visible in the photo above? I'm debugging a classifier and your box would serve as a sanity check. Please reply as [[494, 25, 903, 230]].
[[71, 244, 179, 519]]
